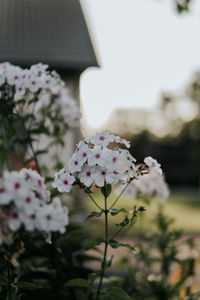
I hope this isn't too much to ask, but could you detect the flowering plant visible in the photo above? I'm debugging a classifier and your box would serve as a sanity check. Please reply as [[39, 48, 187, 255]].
[[0, 168, 68, 245], [0, 63, 80, 299], [52, 131, 163, 299], [113, 169, 196, 300], [0, 62, 80, 172]]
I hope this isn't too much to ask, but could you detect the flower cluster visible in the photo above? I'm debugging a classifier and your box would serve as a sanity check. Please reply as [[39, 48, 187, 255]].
[[118, 170, 169, 202], [53, 132, 137, 192], [0, 168, 68, 244], [0, 62, 80, 126]]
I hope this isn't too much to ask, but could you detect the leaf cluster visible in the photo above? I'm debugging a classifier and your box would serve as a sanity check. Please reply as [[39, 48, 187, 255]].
[[120, 211, 196, 300]]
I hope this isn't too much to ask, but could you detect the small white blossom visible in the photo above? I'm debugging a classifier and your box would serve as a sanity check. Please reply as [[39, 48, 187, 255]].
[[69, 153, 83, 173], [144, 156, 162, 174], [88, 145, 105, 167], [93, 167, 122, 186], [117, 171, 169, 202], [78, 165, 96, 187], [37, 198, 68, 233], [89, 132, 114, 147], [52, 169, 75, 192]]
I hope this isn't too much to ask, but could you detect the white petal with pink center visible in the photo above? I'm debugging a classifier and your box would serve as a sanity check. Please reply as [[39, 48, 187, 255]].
[[52, 169, 75, 192], [78, 165, 95, 187], [88, 145, 105, 167], [76, 142, 93, 164], [69, 152, 83, 173], [89, 132, 114, 147]]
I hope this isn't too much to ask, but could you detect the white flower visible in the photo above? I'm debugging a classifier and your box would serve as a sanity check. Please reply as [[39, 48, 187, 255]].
[[15, 190, 39, 214], [26, 74, 41, 93], [120, 149, 136, 164], [103, 149, 124, 172], [88, 145, 105, 167], [20, 168, 50, 203], [144, 156, 162, 174], [6, 66, 23, 86], [37, 199, 68, 233], [78, 165, 95, 187], [127, 163, 137, 179], [93, 167, 121, 186], [89, 132, 114, 147], [52, 169, 75, 192], [118, 171, 169, 202], [8, 209, 23, 231], [75, 141, 92, 164], [6, 171, 28, 200], [113, 135, 130, 148], [52, 197, 68, 232], [23, 210, 39, 231], [14, 84, 26, 100], [0, 179, 13, 205], [69, 153, 83, 173]]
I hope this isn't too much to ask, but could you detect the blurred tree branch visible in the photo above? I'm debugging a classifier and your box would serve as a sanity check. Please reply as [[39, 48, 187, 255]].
[[175, 0, 193, 13]]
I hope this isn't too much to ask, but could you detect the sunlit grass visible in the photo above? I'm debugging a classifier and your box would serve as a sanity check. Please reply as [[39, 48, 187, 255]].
[[84, 188, 200, 236]]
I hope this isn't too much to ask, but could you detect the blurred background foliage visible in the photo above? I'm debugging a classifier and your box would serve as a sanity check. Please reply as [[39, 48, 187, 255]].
[[174, 0, 193, 13]]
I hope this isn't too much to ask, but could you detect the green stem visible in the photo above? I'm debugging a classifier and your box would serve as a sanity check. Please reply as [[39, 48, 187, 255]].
[[109, 182, 130, 210], [7, 262, 11, 300], [96, 194, 109, 300], [29, 140, 41, 173], [110, 226, 124, 241], [87, 193, 103, 211]]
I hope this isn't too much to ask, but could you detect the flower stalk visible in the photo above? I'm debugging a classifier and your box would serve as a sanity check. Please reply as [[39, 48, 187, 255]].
[[96, 187, 109, 300]]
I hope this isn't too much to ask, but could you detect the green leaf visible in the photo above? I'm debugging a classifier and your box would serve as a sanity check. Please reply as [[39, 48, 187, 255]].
[[109, 208, 128, 216], [88, 270, 102, 286], [109, 239, 135, 251], [5, 284, 18, 300], [85, 210, 103, 220], [65, 279, 89, 288], [15, 281, 42, 289], [84, 237, 104, 250], [0, 274, 8, 285], [74, 289, 88, 300], [101, 184, 112, 199], [130, 214, 137, 225], [103, 286, 132, 300], [104, 255, 114, 268], [116, 215, 129, 227]]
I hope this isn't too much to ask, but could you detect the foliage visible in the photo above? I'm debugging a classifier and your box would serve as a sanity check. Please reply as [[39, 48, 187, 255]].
[[119, 208, 196, 300], [0, 222, 95, 300]]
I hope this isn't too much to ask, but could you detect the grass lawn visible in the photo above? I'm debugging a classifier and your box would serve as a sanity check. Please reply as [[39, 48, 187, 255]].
[[84, 188, 200, 236]]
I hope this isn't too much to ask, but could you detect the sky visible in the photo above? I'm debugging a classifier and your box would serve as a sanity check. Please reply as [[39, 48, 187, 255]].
[[80, 0, 200, 128]]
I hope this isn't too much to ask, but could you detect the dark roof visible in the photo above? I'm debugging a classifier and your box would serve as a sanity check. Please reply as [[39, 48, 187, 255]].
[[0, 0, 98, 71]]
